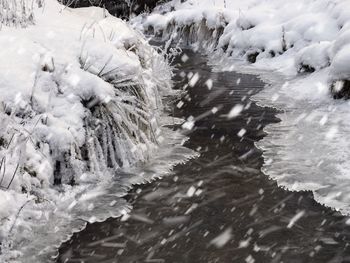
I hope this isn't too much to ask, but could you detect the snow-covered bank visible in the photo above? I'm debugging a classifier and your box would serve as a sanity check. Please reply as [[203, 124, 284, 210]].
[[0, 1, 195, 262], [138, 0, 350, 91], [136, 0, 350, 214]]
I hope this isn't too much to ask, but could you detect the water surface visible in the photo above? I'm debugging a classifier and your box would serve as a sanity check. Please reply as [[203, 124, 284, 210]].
[[58, 49, 350, 263]]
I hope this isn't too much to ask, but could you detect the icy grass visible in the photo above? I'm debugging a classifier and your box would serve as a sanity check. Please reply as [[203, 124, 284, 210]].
[[0, 0, 196, 261], [0, 0, 41, 27], [136, 0, 350, 214]]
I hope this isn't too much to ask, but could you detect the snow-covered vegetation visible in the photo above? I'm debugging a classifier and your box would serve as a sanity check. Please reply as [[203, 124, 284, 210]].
[[137, 0, 350, 214], [0, 0, 194, 261], [0, 0, 39, 27], [139, 0, 350, 97]]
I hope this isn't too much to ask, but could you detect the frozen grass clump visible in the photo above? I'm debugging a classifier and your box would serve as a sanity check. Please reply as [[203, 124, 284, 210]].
[[0, 0, 180, 260], [0, 0, 42, 27]]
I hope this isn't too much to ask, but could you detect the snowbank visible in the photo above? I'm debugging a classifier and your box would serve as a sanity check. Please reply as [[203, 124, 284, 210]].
[[138, 0, 350, 96], [0, 0, 194, 261], [136, 0, 350, 215]]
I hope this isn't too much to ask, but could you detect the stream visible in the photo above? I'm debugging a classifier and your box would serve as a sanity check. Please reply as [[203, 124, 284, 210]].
[[58, 49, 350, 263]]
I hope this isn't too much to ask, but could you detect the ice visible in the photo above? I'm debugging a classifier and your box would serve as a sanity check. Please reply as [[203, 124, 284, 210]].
[[248, 70, 350, 214]]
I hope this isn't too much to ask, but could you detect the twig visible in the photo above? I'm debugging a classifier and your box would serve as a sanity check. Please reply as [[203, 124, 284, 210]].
[[7, 133, 16, 149], [0, 156, 6, 186], [8, 199, 32, 234], [6, 162, 19, 189], [97, 55, 113, 77]]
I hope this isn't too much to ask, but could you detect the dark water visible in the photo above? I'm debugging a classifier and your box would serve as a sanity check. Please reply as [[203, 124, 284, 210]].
[[61, 0, 166, 19], [58, 50, 350, 263]]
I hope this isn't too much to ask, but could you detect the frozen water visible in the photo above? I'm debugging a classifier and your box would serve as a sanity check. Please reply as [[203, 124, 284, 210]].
[[253, 71, 350, 214]]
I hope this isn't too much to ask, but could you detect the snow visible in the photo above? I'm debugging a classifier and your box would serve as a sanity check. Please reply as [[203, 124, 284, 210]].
[[210, 227, 232, 248], [139, 0, 350, 85], [136, 0, 350, 215], [295, 41, 331, 72], [3, 0, 350, 259], [227, 104, 244, 119], [331, 44, 350, 80], [0, 0, 197, 261], [287, 210, 305, 229]]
